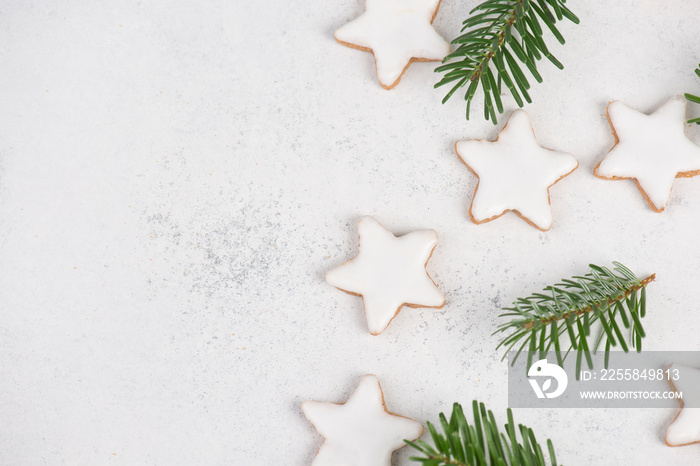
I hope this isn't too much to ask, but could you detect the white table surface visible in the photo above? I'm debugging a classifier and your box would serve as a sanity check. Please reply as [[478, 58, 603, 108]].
[[2, 1, 700, 464]]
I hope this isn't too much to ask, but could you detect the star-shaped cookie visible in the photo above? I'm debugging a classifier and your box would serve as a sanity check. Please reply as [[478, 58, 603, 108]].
[[302, 374, 423, 466], [594, 96, 700, 212], [334, 0, 450, 89], [326, 216, 444, 335], [666, 363, 700, 446], [455, 109, 579, 231]]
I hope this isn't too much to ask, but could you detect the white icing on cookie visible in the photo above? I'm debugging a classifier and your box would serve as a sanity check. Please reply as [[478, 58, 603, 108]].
[[455, 110, 578, 231], [666, 363, 700, 446], [302, 374, 423, 466], [334, 0, 450, 89], [326, 216, 444, 335], [595, 96, 700, 212]]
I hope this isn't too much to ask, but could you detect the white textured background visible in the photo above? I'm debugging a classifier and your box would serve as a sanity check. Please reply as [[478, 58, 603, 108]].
[[1, 1, 700, 464]]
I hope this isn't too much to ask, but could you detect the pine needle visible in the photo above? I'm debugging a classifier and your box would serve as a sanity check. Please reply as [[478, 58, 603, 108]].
[[686, 63, 700, 124], [406, 401, 558, 466]]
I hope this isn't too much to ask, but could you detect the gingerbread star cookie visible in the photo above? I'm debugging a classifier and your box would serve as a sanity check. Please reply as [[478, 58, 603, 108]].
[[302, 374, 423, 466], [326, 216, 444, 335], [666, 363, 700, 446], [594, 96, 700, 212], [455, 109, 579, 231], [334, 0, 450, 89]]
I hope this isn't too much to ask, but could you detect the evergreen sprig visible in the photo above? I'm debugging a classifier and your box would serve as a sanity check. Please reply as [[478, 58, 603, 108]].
[[495, 262, 655, 378], [436, 0, 579, 124], [685, 63, 700, 125], [406, 401, 558, 466]]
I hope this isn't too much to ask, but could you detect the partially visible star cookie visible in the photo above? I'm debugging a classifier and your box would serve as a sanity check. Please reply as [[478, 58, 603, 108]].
[[666, 363, 700, 446], [594, 96, 700, 212], [326, 216, 444, 335], [455, 110, 579, 231], [302, 374, 423, 466], [334, 0, 450, 89]]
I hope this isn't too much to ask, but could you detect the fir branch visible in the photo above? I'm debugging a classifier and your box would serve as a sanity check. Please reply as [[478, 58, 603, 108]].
[[406, 401, 558, 466], [495, 262, 654, 377], [436, 0, 579, 124], [685, 63, 700, 125]]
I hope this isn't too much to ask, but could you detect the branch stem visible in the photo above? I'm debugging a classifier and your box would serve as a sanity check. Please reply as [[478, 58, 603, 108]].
[[522, 274, 655, 330], [469, 2, 520, 83]]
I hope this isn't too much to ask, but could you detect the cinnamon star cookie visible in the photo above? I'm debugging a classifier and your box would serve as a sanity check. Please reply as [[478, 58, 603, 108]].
[[594, 96, 700, 212], [302, 375, 423, 466], [326, 216, 444, 335], [455, 110, 578, 231], [334, 0, 450, 89]]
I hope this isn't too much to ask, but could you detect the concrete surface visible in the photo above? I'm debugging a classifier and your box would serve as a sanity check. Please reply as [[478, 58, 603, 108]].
[[1, 0, 700, 464]]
